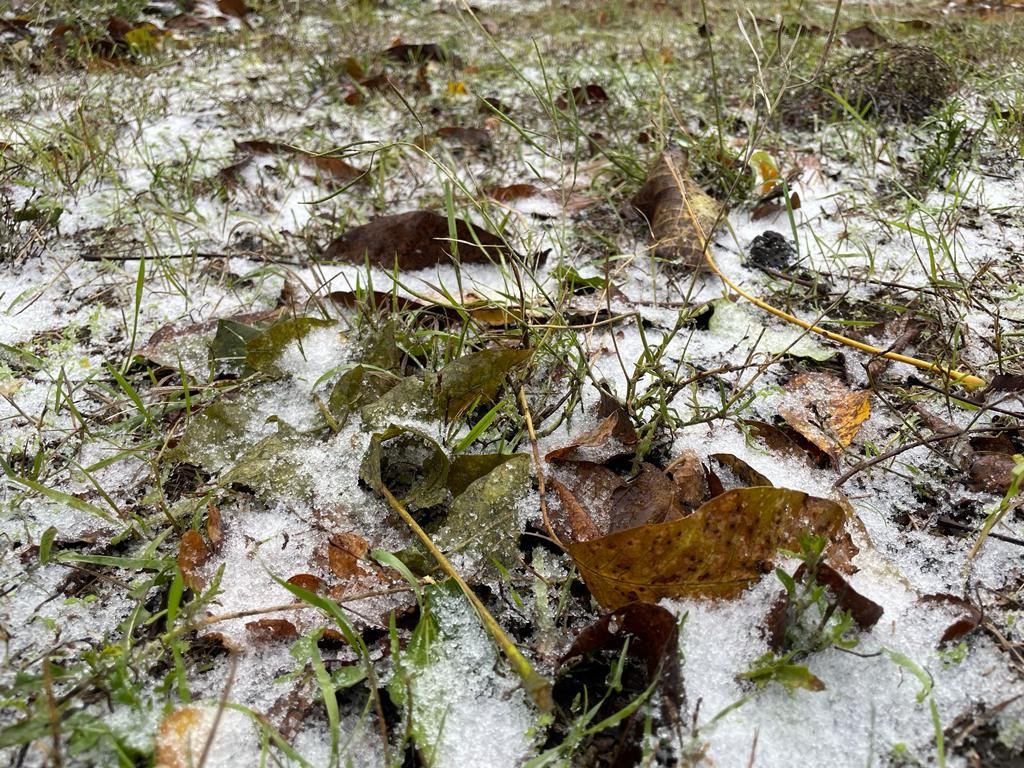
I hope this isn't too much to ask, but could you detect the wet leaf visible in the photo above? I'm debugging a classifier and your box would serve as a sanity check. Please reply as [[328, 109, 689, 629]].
[[967, 453, 1019, 494], [566, 486, 848, 609], [708, 298, 834, 361], [447, 453, 526, 497], [220, 423, 310, 498], [168, 398, 254, 471], [287, 573, 325, 594], [206, 504, 223, 550], [328, 365, 400, 426], [433, 454, 531, 571], [244, 317, 335, 378], [178, 530, 209, 592], [360, 426, 450, 512], [562, 602, 680, 678], [549, 476, 602, 542], [779, 372, 871, 459], [323, 210, 510, 270], [209, 318, 265, 376], [633, 148, 722, 270], [433, 347, 532, 419]]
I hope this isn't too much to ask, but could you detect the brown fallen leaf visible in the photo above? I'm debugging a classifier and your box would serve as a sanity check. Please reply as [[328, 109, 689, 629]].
[[245, 618, 299, 642], [178, 530, 209, 592], [633, 148, 722, 270], [228, 140, 364, 184], [779, 372, 871, 461], [156, 706, 206, 768], [920, 593, 982, 646], [555, 84, 609, 110], [562, 602, 680, 678], [325, 532, 372, 579], [323, 210, 510, 270], [549, 476, 602, 542], [218, 0, 253, 19], [206, 503, 223, 550], [545, 410, 637, 464], [710, 453, 773, 489], [287, 573, 325, 594], [566, 486, 848, 609], [967, 453, 1019, 494], [795, 561, 883, 629], [664, 449, 709, 508]]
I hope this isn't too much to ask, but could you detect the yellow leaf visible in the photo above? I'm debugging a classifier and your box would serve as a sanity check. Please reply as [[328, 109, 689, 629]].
[[566, 486, 849, 609], [447, 80, 467, 95], [779, 372, 871, 457]]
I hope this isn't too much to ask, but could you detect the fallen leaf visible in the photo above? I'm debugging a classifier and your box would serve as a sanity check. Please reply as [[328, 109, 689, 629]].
[[287, 573, 324, 594], [178, 530, 209, 591], [155, 706, 206, 768], [920, 593, 982, 646], [795, 561, 883, 630], [323, 210, 510, 270], [245, 618, 298, 642], [549, 476, 602, 542], [710, 453, 773, 489], [206, 504, 223, 550], [779, 372, 871, 460], [545, 410, 637, 464], [218, 0, 253, 18], [384, 42, 460, 67], [555, 84, 609, 110], [360, 426, 450, 512], [967, 453, 1019, 494], [633, 148, 722, 270], [566, 486, 848, 609], [326, 532, 372, 579], [226, 140, 365, 184], [664, 449, 709, 508]]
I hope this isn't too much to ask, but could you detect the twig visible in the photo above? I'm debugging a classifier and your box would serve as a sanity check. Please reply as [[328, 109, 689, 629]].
[[518, 385, 564, 550], [670, 154, 986, 390]]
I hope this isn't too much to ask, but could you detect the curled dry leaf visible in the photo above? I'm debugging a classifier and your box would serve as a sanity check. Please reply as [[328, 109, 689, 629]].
[[545, 410, 637, 464], [710, 453, 773, 489], [665, 449, 709, 508], [178, 530, 209, 592], [633, 148, 722, 270], [566, 486, 849, 609], [324, 210, 510, 270], [779, 372, 871, 461]]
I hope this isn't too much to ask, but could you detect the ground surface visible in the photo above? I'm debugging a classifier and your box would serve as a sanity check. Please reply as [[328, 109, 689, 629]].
[[1, 1, 1024, 767]]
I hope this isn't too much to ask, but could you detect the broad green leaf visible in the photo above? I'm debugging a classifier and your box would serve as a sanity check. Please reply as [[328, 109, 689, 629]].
[[244, 317, 335, 377]]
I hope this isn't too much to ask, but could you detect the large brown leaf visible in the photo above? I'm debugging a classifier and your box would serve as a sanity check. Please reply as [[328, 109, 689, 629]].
[[779, 372, 871, 461], [324, 210, 510, 269], [633, 149, 722, 270], [566, 486, 848, 609]]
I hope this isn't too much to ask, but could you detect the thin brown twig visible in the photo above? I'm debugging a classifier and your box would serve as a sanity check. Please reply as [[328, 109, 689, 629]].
[[518, 385, 564, 551]]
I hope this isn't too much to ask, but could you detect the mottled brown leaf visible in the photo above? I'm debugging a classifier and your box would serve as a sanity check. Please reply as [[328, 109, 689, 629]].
[[245, 618, 298, 642], [633, 149, 722, 270], [566, 486, 848, 609], [779, 372, 871, 460], [664, 449, 709, 508], [178, 530, 209, 592], [326, 532, 372, 580]]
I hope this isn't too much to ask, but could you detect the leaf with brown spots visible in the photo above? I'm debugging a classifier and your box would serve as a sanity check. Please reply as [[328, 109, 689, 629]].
[[177, 530, 209, 592], [324, 210, 510, 270], [633, 148, 722, 270], [566, 487, 848, 609], [779, 372, 871, 461]]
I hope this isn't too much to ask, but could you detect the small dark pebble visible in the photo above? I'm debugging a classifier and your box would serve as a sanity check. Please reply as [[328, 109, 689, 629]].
[[748, 230, 796, 270]]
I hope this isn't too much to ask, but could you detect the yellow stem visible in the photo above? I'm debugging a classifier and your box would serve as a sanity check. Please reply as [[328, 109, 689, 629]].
[[379, 485, 553, 711], [672, 161, 986, 391]]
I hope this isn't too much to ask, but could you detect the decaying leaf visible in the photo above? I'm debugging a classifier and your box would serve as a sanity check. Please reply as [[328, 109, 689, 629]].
[[326, 531, 372, 579], [710, 453, 773, 490], [155, 706, 206, 768], [360, 426, 450, 512], [546, 410, 637, 464], [779, 372, 871, 459], [178, 530, 209, 592], [245, 618, 298, 642], [244, 317, 336, 378], [664, 449, 709, 508], [566, 486, 848, 609], [633, 148, 722, 270], [562, 602, 680, 677], [324, 210, 510, 270], [224, 140, 365, 185]]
